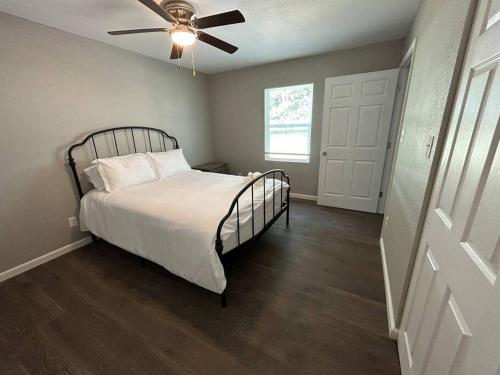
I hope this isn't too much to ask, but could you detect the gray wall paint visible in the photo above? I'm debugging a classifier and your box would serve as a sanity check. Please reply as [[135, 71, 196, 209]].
[[0, 12, 213, 273], [382, 0, 476, 325], [208, 40, 404, 196]]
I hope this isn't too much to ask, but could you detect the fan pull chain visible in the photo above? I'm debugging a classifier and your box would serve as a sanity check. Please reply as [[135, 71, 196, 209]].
[[191, 46, 196, 76], [177, 44, 181, 70]]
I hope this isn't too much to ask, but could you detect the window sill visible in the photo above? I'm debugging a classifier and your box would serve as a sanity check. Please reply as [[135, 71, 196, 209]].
[[265, 156, 310, 164]]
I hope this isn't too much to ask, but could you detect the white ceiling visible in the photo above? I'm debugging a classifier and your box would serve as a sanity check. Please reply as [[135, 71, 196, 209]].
[[0, 0, 421, 74]]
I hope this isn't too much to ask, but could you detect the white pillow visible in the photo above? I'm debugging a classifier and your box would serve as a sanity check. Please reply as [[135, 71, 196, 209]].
[[83, 165, 106, 190], [92, 153, 156, 192], [146, 149, 191, 179]]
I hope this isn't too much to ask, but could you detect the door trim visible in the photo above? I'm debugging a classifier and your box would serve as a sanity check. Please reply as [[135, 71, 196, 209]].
[[379, 41, 417, 336], [378, 38, 417, 213]]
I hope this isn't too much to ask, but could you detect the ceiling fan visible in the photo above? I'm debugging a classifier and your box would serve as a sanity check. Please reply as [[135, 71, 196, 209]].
[[108, 0, 245, 60]]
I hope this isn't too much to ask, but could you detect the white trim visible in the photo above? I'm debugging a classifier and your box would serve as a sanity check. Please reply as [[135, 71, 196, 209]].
[[400, 38, 417, 69], [0, 236, 92, 283], [378, 38, 418, 215], [486, 9, 500, 29], [290, 193, 317, 201], [380, 237, 399, 340]]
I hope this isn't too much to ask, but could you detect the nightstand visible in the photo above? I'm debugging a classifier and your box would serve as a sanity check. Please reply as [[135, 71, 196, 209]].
[[193, 162, 228, 174]]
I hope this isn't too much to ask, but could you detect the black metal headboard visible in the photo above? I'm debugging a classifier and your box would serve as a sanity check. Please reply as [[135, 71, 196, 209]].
[[68, 126, 179, 199]]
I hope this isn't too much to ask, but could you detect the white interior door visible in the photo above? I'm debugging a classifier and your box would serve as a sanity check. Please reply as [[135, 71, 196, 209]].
[[398, 0, 500, 374], [317, 69, 398, 212]]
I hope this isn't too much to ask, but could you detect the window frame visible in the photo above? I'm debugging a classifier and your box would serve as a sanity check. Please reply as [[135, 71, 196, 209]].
[[264, 83, 314, 164]]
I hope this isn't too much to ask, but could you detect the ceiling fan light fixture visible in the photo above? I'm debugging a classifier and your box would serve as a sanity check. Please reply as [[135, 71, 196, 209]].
[[108, 1, 245, 59], [170, 25, 196, 46]]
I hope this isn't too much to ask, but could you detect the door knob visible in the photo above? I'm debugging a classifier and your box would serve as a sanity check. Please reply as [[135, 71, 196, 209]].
[[321, 151, 327, 156]]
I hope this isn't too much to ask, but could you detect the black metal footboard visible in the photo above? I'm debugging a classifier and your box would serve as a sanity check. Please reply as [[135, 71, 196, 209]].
[[214, 170, 290, 307]]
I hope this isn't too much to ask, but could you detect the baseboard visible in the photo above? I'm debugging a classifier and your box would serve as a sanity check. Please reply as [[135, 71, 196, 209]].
[[290, 193, 318, 201], [380, 237, 399, 340], [0, 236, 92, 284]]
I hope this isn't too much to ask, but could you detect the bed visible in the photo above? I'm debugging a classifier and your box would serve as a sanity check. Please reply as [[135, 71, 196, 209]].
[[68, 126, 290, 306]]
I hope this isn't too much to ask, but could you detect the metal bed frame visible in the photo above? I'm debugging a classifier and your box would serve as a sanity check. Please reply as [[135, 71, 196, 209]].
[[68, 126, 290, 307]]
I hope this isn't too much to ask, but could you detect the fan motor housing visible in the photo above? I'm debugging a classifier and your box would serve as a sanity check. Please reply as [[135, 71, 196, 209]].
[[160, 0, 197, 22]]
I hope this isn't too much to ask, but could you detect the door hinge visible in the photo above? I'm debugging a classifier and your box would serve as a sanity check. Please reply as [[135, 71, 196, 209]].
[[396, 83, 401, 93], [387, 141, 392, 149], [379, 191, 383, 198]]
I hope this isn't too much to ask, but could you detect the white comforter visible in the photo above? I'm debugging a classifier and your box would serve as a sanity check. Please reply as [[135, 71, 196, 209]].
[[79, 170, 288, 293]]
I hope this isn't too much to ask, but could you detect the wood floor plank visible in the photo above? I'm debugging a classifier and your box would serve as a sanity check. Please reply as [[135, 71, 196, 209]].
[[0, 199, 399, 374]]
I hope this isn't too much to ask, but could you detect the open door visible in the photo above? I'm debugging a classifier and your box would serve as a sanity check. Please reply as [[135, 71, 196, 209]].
[[317, 69, 398, 212], [398, 0, 500, 373]]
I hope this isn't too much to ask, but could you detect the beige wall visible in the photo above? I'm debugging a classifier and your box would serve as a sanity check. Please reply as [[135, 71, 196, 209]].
[[0, 12, 214, 273], [382, 0, 476, 325], [208, 40, 404, 196]]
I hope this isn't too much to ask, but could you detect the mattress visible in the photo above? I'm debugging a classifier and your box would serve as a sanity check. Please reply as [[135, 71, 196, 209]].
[[79, 170, 289, 293]]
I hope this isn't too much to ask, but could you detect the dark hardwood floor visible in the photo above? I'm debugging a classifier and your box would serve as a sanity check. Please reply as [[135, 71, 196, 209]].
[[0, 199, 400, 374]]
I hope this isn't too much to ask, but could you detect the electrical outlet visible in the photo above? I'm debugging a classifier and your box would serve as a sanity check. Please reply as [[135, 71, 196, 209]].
[[68, 217, 78, 228]]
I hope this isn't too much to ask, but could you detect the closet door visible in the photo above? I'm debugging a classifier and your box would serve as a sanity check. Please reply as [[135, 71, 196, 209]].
[[317, 69, 398, 212]]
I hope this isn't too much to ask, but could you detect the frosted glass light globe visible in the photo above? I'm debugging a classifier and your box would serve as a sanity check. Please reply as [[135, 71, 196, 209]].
[[171, 26, 196, 46]]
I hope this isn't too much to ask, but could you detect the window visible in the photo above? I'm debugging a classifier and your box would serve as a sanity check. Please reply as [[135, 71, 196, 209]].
[[264, 83, 313, 163]]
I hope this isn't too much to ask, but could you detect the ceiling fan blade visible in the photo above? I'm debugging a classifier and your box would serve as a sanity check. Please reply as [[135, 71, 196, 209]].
[[197, 32, 238, 54], [193, 10, 245, 29], [170, 44, 184, 59], [137, 0, 177, 24], [108, 28, 166, 35]]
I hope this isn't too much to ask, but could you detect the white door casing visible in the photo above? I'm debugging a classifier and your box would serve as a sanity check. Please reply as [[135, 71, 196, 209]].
[[379, 42, 416, 214], [398, 0, 500, 374], [317, 69, 399, 213]]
